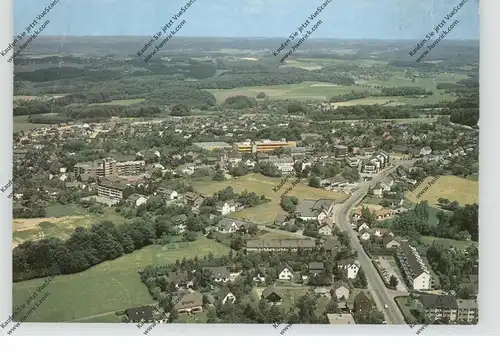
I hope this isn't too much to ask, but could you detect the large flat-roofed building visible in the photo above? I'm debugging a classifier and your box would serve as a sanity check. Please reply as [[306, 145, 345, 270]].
[[74, 157, 118, 178], [246, 239, 315, 251], [116, 160, 145, 176], [97, 178, 130, 200], [193, 142, 232, 151], [234, 139, 297, 153]]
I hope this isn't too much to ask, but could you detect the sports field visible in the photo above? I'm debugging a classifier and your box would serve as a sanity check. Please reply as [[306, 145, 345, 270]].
[[191, 173, 348, 224], [405, 175, 479, 207], [205, 81, 380, 103], [12, 237, 229, 322]]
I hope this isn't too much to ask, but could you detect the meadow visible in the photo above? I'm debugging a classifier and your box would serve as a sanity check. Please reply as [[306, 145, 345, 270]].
[[12, 237, 229, 322], [404, 175, 479, 207], [191, 173, 348, 224], [420, 236, 478, 250], [12, 204, 130, 247], [205, 81, 380, 104], [13, 115, 52, 132]]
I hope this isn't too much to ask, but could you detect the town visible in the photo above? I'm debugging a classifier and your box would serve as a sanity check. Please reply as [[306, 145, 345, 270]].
[[11, 35, 478, 328]]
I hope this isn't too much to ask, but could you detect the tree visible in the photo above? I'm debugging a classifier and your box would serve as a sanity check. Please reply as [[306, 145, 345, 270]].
[[355, 268, 368, 288], [389, 275, 398, 288], [170, 103, 190, 116], [308, 176, 321, 188], [256, 92, 266, 99]]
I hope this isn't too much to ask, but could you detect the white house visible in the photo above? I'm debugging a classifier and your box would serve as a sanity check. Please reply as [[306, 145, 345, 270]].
[[359, 228, 371, 241], [217, 200, 237, 215], [278, 263, 294, 280], [127, 194, 148, 207], [332, 281, 351, 300], [338, 260, 360, 279], [217, 287, 236, 305]]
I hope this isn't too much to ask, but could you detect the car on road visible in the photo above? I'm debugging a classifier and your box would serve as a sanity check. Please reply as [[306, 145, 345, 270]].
[[384, 304, 388, 309]]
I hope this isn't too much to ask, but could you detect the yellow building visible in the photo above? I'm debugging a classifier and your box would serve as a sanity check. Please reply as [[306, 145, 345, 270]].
[[234, 139, 297, 153]]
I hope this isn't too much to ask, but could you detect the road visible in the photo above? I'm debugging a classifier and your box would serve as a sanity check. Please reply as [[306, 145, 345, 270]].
[[333, 161, 414, 325]]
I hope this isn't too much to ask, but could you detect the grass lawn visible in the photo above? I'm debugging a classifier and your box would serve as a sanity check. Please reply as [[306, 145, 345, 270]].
[[394, 296, 418, 324], [12, 237, 229, 322], [205, 81, 380, 103], [191, 173, 348, 224], [177, 310, 209, 323], [91, 98, 145, 106], [405, 175, 479, 207], [13, 207, 130, 245], [420, 236, 478, 250]]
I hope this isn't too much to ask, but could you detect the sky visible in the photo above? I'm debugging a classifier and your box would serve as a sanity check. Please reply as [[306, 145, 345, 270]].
[[14, 0, 479, 39]]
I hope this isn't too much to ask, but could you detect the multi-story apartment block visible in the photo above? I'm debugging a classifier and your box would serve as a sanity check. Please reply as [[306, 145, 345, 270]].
[[116, 160, 145, 176], [234, 139, 297, 153], [456, 299, 479, 324], [268, 155, 295, 173], [97, 178, 130, 201], [416, 294, 458, 322], [74, 157, 118, 178], [361, 150, 390, 174], [333, 145, 348, 158], [396, 241, 431, 291]]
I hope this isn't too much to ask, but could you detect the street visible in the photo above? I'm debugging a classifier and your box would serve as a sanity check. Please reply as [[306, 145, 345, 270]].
[[333, 161, 414, 325]]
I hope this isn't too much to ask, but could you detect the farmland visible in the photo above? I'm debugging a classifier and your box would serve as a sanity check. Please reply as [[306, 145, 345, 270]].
[[191, 173, 348, 224], [12, 237, 229, 322], [13, 115, 52, 132], [405, 175, 479, 207]]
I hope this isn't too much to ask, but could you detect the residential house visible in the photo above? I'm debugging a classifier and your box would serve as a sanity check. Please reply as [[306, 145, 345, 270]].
[[319, 217, 335, 235], [373, 183, 383, 198], [338, 259, 360, 279], [397, 241, 431, 291], [172, 214, 188, 232], [383, 236, 401, 249], [420, 146, 432, 156], [252, 266, 267, 283], [261, 287, 283, 304], [174, 292, 204, 314], [157, 187, 178, 200], [374, 208, 393, 220], [357, 221, 370, 232], [332, 280, 351, 300], [167, 271, 194, 289], [415, 294, 458, 322], [126, 194, 148, 207], [205, 266, 230, 283], [216, 286, 236, 305], [278, 262, 294, 280], [217, 218, 250, 234], [309, 262, 325, 276], [216, 200, 237, 215], [358, 227, 372, 241], [381, 178, 394, 192], [354, 291, 374, 313], [184, 191, 206, 208], [125, 306, 154, 323]]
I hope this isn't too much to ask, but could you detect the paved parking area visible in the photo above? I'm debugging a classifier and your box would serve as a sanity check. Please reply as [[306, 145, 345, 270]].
[[374, 257, 407, 293]]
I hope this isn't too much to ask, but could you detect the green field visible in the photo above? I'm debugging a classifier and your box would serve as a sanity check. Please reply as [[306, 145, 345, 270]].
[[13, 207, 130, 245], [421, 236, 478, 250], [13, 115, 51, 133], [191, 173, 348, 224], [12, 237, 230, 322], [206, 81, 380, 103], [405, 175, 479, 207], [91, 98, 145, 106]]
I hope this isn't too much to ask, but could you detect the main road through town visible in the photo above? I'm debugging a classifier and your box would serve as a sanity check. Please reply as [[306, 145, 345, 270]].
[[333, 160, 414, 325]]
